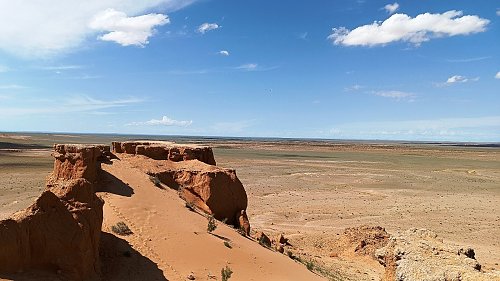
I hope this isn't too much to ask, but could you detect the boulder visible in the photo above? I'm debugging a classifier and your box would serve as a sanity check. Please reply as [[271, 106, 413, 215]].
[[375, 228, 500, 281], [237, 210, 251, 235], [275, 233, 290, 246], [254, 231, 271, 247], [0, 144, 106, 280]]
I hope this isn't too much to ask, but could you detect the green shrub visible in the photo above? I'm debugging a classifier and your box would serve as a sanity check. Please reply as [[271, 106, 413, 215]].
[[207, 215, 217, 233], [111, 221, 133, 236], [221, 265, 233, 281]]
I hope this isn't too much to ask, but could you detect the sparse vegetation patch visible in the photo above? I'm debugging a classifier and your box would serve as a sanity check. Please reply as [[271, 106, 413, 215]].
[[221, 265, 233, 281], [207, 215, 217, 233], [111, 221, 133, 236]]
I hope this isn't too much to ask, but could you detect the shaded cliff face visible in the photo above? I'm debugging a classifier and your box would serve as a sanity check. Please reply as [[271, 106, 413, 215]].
[[0, 144, 106, 281]]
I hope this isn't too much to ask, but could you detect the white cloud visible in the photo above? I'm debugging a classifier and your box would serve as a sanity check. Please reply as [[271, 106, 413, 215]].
[[329, 10, 489, 47], [128, 116, 192, 127], [384, 2, 399, 14], [197, 23, 220, 34], [89, 9, 169, 46], [495, 72, 500, 79], [444, 75, 479, 85], [218, 50, 230, 56], [497, 10, 500, 16], [0, 0, 195, 58], [374, 90, 415, 100]]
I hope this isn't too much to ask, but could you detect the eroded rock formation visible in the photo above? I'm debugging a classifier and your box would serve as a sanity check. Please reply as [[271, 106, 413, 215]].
[[124, 153, 248, 226], [0, 144, 106, 281], [375, 228, 500, 281], [112, 141, 216, 165]]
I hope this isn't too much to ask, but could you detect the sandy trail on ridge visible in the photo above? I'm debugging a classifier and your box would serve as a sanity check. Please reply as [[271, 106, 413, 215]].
[[98, 156, 325, 281]]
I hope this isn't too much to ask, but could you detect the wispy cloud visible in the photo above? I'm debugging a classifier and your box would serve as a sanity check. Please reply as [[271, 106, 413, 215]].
[[298, 32, 308, 40], [497, 9, 500, 16], [328, 116, 500, 141], [374, 90, 415, 100], [38, 65, 85, 71], [0, 95, 143, 117], [384, 2, 399, 14], [344, 84, 363, 91], [0, 65, 9, 73], [90, 9, 169, 47], [495, 72, 500, 79], [446, 56, 491, 63], [329, 10, 489, 47], [234, 63, 278, 72], [218, 50, 230, 56], [443, 75, 479, 85], [197, 22, 220, 34], [167, 69, 210, 75], [236, 63, 258, 71], [128, 115, 192, 127], [0, 84, 26, 90]]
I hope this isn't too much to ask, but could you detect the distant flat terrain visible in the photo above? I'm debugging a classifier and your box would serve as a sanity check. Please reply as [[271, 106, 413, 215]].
[[1, 132, 499, 280]]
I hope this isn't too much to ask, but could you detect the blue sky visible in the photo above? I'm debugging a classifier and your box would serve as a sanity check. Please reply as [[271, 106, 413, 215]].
[[0, 0, 499, 141]]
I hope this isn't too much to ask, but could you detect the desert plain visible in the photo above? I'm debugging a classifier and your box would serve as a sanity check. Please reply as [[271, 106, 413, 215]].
[[1, 132, 499, 280]]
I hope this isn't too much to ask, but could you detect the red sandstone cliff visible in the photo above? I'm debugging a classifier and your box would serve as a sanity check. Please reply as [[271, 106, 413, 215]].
[[0, 144, 105, 280]]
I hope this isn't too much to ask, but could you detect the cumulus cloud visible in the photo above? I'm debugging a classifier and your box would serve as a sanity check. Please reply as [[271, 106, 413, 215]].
[[384, 2, 399, 14], [128, 116, 192, 127], [374, 90, 415, 100], [89, 9, 169, 46], [218, 50, 230, 56], [444, 75, 479, 85], [0, 0, 196, 58], [329, 10, 489, 47], [197, 23, 220, 34], [496, 72, 500, 79]]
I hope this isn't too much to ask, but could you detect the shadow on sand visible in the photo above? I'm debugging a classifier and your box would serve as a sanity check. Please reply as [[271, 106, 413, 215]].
[[100, 232, 168, 281], [96, 170, 134, 197]]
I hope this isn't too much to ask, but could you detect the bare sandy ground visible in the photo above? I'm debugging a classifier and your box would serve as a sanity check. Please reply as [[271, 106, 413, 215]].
[[98, 156, 324, 281], [1, 133, 499, 280], [214, 143, 500, 280]]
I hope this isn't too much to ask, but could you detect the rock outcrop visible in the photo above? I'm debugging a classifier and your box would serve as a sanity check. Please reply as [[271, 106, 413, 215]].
[[0, 144, 106, 281], [125, 154, 248, 226], [330, 225, 390, 258], [375, 228, 500, 281], [112, 141, 216, 165]]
